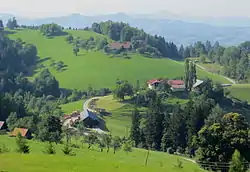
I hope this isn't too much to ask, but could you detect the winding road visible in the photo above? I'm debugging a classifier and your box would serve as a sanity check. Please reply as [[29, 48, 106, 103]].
[[195, 63, 236, 84]]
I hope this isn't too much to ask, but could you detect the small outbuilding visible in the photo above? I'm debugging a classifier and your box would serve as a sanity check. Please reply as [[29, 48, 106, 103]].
[[147, 79, 162, 89], [10, 128, 32, 139]]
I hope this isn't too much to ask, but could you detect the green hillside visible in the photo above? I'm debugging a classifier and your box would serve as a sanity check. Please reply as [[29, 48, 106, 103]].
[[8, 29, 229, 90], [0, 135, 204, 172]]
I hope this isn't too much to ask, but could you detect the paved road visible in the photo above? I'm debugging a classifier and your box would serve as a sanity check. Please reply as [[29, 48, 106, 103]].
[[81, 97, 100, 120]]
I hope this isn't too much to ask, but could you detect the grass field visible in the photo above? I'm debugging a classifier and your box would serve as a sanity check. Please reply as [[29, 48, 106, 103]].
[[0, 135, 205, 172], [228, 84, 250, 103], [8, 29, 230, 90], [60, 99, 85, 114]]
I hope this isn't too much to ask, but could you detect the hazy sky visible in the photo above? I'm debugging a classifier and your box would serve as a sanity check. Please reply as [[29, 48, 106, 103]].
[[1, 0, 250, 18]]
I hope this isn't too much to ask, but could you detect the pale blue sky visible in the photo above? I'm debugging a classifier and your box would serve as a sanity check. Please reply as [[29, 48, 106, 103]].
[[1, 0, 250, 18]]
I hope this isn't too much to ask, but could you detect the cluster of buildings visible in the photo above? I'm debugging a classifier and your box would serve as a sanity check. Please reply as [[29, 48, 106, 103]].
[[147, 79, 204, 92]]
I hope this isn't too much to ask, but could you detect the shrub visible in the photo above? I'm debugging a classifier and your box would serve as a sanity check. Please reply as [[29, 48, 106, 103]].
[[43, 142, 56, 154], [0, 144, 10, 153], [62, 143, 75, 156], [122, 140, 133, 154], [16, 132, 30, 154], [173, 159, 183, 169]]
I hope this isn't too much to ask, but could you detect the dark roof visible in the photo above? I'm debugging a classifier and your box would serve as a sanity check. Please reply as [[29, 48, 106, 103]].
[[0, 121, 5, 129], [109, 42, 131, 50], [11, 128, 29, 137], [81, 110, 98, 121]]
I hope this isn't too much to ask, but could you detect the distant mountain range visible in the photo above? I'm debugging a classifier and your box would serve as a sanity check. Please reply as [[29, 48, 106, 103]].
[[1, 12, 250, 46]]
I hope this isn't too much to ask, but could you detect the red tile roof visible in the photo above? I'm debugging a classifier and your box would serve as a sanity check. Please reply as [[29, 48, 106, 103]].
[[110, 42, 131, 49], [0, 121, 5, 129], [147, 79, 162, 85], [168, 80, 185, 86], [11, 128, 29, 137], [171, 85, 185, 89]]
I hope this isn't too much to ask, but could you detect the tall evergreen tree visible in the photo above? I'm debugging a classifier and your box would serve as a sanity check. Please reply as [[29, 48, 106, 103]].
[[130, 108, 141, 147], [184, 59, 190, 91], [0, 20, 3, 31], [229, 150, 247, 172], [179, 44, 184, 58]]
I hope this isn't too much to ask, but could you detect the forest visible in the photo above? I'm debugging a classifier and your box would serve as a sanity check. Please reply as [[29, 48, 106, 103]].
[[180, 41, 250, 83]]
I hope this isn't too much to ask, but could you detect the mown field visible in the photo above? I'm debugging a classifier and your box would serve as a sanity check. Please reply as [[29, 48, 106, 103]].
[[0, 135, 205, 172], [228, 84, 250, 103], [8, 29, 230, 90]]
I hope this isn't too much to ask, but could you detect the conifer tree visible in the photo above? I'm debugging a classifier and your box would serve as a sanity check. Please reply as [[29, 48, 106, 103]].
[[130, 108, 141, 147]]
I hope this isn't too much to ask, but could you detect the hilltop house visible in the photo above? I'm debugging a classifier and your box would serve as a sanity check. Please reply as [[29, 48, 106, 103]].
[[10, 128, 32, 139], [109, 42, 132, 50], [147, 79, 162, 89], [168, 80, 185, 92], [0, 121, 7, 130], [81, 110, 99, 128]]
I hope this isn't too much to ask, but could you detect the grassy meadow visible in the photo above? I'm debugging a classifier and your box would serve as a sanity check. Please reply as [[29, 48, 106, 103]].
[[7, 29, 230, 91], [60, 99, 85, 114], [228, 84, 250, 102], [0, 135, 205, 172]]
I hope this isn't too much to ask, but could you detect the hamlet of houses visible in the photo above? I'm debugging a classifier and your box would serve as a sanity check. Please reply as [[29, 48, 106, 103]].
[[147, 78, 204, 92]]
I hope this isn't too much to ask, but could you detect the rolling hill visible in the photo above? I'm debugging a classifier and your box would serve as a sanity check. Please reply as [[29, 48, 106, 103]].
[[7, 28, 230, 90], [2, 13, 250, 45], [0, 135, 205, 172]]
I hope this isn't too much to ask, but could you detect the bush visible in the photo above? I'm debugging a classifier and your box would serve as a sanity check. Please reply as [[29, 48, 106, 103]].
[[62, 143, 75, 156], [43, 142, 56, 154], [16, 132, 30, 154], [0, 144, 10, 153], [122, 140, 133, 154], [173, 158, 183, 169]]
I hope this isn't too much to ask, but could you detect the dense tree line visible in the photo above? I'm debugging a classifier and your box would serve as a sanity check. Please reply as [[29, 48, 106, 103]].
[[181, 41, 250, 83], [91, 21, 181, 59]]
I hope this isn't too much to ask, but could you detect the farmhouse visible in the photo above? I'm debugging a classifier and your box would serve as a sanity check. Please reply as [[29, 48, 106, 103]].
[[0, 121, 8, 130], [109, 42, 132, 50], [192, 80, 205, 92], [147, 79, 162, 89], [10, 128, 32, 139], [168, 80, 185, 92], [81, 110, 99, 128]]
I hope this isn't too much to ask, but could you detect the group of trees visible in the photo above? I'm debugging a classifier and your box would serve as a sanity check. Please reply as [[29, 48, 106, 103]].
[[6, 17, 18, 30], [113, 80, 134, 100], [181, 41, 250, 83], [129, 78, 250, 171], [91, 21, 180, 59], [40, 23, 63, 37], [65, 34, 109, 56]]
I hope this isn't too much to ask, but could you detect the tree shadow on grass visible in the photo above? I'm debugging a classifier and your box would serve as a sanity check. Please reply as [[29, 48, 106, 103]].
[[46, 31, 69, 39], [37, 57, 51, 64], [3, 30, 17, 35]]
